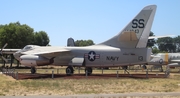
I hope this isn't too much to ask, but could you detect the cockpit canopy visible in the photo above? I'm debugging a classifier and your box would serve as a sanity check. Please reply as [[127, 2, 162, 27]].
[[22, 45, 40, 51]]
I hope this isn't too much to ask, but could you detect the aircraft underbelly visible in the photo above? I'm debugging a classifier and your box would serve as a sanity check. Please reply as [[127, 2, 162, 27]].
[[52, 56, 72, 66]]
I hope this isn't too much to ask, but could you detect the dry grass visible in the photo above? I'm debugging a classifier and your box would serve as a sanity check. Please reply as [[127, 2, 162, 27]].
[[1, 67, 180, 96], [1, 65, 180, 96]]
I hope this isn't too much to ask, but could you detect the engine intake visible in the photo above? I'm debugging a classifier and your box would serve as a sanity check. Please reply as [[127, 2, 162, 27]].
[[20, 55, 54, 66]]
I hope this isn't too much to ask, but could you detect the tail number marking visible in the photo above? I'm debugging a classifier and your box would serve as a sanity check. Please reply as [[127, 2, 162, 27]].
[[132, 19, 145, 28]]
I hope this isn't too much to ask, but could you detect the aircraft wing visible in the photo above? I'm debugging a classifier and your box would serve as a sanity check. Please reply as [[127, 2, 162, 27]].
[[148, 35, 174, 39], [167, 63, 180, 67], [170, 60, 180, 63], [150, 55, 161, 58], [22, 48, 71, 59], [2, 49, 21, 54]]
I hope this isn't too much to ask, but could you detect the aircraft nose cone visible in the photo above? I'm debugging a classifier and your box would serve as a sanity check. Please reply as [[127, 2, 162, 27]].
[[13, 52, 21, 61]]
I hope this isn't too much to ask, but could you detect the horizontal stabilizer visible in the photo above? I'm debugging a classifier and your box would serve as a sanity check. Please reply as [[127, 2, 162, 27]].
[[170, 60, 180, 63], [168, 63, 180, 67], [148, 35, 175, 39]]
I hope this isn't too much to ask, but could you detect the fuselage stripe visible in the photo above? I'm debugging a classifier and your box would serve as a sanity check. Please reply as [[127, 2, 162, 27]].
[[165, 53, 168, 64]]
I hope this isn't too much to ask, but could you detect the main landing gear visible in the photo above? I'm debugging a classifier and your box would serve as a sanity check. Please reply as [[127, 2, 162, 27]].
[[66, 66, 74, 76], [31, 67, 36, 74], [65, 66, 93, 76], [85, 67, 92, 75], [122, 66, 129, 74]]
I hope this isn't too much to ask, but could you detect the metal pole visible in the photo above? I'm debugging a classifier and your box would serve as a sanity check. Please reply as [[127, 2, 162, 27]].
[[57, 69, 59, 74], [5, 67, 7, 75], [2, 68, 3, 74], [10, 54, 13, 68], [3, 60, 5, 67], [3, 68, 5, 74], [52, 70, 54, 79], [10, 69, 12, 76], [16, 72, 18, 80], [146, 69, 148, 79], [156, 72, 158, 76], [102, 68, 103, 74], [13, 68, 15, 78], [151, 67, 152, 72], [117, 71, 119, 78], [86, 70, 88, 78], [12, 69, 14, 78], [78, 67, 80, 74]]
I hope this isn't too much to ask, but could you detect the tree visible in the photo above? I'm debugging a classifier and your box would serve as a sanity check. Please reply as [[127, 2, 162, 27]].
[[0, 22, 34, 48], [0, 22, 50, 48], [33, 31, 49, 46], [75, 40, 95, 46], [151, 46, 160, 54], [156, 37, 176, 52], [173, 36, 180, 52]]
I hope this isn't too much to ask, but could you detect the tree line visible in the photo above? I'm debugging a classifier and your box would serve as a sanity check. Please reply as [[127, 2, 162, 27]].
[[75, 40, 94, 46], [0, 22, 95, 49], [0, 22, 49, 48], [147, 32, 180, 53], [154, 36, 180, 53]]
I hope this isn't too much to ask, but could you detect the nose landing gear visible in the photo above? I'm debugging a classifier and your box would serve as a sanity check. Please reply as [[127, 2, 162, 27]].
[[66, 66, 74, 76], [85, 67, 92, 75], [31, 67, 36, 74]]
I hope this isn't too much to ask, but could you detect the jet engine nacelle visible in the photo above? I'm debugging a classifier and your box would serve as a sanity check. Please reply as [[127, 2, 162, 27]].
[[20, 55, 53, 66]]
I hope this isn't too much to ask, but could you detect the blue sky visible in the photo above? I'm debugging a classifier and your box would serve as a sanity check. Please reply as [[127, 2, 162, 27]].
[[1, 0, 180, 46]]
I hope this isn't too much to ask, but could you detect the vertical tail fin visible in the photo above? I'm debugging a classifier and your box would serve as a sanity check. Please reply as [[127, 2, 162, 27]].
[[99, 5, 157, 48], [67, 38, 75, 46]]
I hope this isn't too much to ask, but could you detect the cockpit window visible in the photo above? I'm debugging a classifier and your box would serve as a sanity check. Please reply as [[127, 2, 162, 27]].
[[23, 45, 34, 50], [23, 45, 32, 50], [22, 45, 40, 51]]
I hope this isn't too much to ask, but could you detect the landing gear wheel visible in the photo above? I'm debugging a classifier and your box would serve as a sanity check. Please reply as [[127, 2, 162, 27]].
[[143, 65, 147, 69], [159, 66, 163, 72], [122, 66, 128, 70], [85, 67, 92, 75], [31, 67, 36, 74], [122, 66, 129, 74], [159, 68, 163, 72], [66, 66, 74, 76]]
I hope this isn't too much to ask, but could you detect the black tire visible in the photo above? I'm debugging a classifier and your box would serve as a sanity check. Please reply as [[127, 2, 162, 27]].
[[66, 66, 74, 76], [143, 65, 147, 69], [122, 66, 128, 70], [159, 68, 163, 72], [85, 67, 92, 75], [31, 67, 36, 74]]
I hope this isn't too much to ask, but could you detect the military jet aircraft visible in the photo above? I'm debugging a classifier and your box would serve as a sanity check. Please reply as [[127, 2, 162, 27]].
[[0, 37, 75, 60], [0, 38, 75, 67], [149, 53, 180, 70], [3, 5, 157, 75]]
